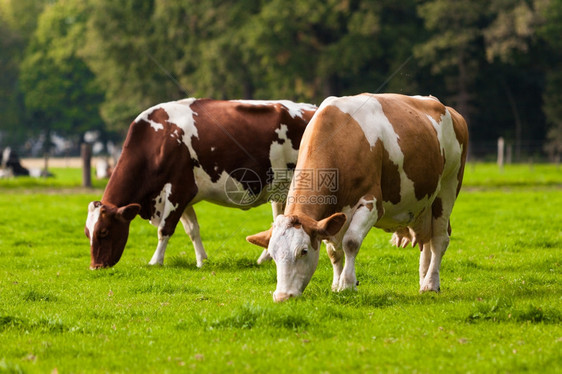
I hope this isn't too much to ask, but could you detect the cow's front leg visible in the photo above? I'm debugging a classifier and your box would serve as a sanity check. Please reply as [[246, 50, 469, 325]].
[[326, 242, 343, 291], [180, 206, 207, 268], [337, 196, 381, 292], [257, 201, 285, 264]]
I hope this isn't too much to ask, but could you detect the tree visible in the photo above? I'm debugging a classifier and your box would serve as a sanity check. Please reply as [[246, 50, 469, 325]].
[[483, 0, 551, 160], [539, 0, 562, 160], [19, 0, 104, 163], [82, 0, 179, 132], [0, 0, 50, 149], [414, 0, 489, 124], [151, 0, 261, 100], [243, 0, 423, 103]]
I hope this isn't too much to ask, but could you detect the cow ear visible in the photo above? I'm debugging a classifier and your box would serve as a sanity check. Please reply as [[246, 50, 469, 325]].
[[117, 203, 141, 222], [315, 213, 346, 239], [88, 201, 102, 212], [246, 228, 273, 249]]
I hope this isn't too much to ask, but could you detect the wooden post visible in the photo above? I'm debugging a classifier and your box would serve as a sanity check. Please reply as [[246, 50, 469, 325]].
[[81, 143, 92, 188], [497, 137, 505, 171]]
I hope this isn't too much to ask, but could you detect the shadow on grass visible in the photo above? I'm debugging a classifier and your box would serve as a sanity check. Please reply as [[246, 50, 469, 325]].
[[465, 296, 562, 324], [167, 255, 262, 271], [176, 302, 315, 332]]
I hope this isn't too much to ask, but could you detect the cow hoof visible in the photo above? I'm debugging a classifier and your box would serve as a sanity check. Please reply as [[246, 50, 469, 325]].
[[336, 279, 358, 292], [419, 285, 440, 293]]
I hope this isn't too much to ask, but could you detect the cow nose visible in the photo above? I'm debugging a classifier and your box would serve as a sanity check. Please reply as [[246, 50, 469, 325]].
[[273, 291, 298, 302]]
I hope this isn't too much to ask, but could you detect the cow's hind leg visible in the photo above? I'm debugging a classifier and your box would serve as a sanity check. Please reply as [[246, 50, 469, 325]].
[[419, 242, 432, 288], [419, 226, 449, 292], [420, 195, 455, 292], [180, 206, 207, 268], [149, 234, 170, 265]]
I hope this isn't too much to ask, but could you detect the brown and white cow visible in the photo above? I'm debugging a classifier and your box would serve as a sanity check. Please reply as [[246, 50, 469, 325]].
[[85, 98, 316, 269], [247, 93, 468, 302]]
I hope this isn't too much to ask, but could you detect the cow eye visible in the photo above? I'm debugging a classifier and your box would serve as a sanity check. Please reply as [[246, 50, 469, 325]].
[[99, 228, 109, 238], [299, 248, 308, 257]]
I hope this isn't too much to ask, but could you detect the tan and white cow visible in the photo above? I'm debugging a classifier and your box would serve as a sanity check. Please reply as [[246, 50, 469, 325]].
[[247, 93, 468, 302], [85, 98, 316, 269]]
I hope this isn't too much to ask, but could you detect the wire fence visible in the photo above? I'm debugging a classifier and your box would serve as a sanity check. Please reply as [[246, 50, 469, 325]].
[[468, 139, 558, 164]]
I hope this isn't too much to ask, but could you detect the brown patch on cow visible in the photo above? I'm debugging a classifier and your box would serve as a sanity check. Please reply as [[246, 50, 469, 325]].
[[147, 107, 169, 126], [375, 95, 444, 201], [189, 100, 314, 193], [379, 141, 401, 204], [431, 197, 443, 219], [103, 113, 197, 229], [285, 105, 379, 219]]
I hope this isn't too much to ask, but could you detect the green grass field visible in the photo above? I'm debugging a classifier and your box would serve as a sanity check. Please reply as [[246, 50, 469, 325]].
[[0, 164, 561, 373]]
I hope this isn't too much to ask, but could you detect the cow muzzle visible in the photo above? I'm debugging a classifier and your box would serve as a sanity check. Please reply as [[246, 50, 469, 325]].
[[272, 290, 301, 302]]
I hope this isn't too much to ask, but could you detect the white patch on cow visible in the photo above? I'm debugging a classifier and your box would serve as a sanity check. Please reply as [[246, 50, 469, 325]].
[[210, 147, 216, 152], [190, 168, 269, 208], [320, 95, 425, 224], [150, 183, 178, 229], [134, 98, 200, 155], [86, 203, 101, 246], [232, 100, 316, 119], [411, 95, 440, 102], [268, 124, 298, 171]]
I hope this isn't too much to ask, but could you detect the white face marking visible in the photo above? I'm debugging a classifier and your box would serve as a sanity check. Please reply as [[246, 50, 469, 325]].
[[232, 100, 316, 119], [268, 216, 319, 298], [150, 183, 178, 229], [86, 203, 101, 246]]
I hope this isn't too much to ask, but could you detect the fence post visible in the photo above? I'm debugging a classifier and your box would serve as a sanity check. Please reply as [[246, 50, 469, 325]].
[[81, 143, 92, 188], [497, 137, 505, 171]]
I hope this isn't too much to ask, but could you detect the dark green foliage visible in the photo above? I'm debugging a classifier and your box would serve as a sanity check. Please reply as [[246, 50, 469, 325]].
[[1, 0, 562, 158]]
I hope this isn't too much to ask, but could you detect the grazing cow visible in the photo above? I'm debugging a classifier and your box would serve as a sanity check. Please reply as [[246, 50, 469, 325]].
[[85, 98, 316, 269], [1, 147, 30, 176], [247, 93, 468, 302]]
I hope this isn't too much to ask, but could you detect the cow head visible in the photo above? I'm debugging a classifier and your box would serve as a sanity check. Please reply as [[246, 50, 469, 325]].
[[247, 213, 346, 302], [85, 201, 140, 269]]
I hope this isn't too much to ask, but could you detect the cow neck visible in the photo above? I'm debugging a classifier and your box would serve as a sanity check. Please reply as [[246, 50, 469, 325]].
[[101, 159, 148, 209], [283, 189, 336, 222]]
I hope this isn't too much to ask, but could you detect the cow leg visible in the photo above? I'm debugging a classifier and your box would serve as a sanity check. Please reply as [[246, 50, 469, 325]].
[[337, 196, 381, 292], [419, 230, 449, 292], [257, 201, 285, 264], [326, 242, 344, 291], [419, 242, 431, 287], [149, 234, 170, 265], [271, 201, 285, 218], [180, 206, 207, 268]]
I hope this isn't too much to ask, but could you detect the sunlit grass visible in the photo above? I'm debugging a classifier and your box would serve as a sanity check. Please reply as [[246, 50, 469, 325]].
[[0, 164, 560, 372]]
